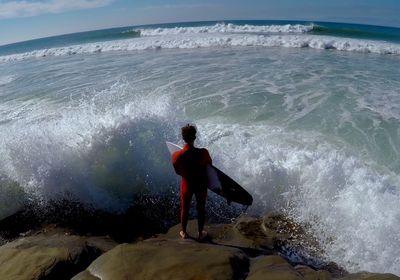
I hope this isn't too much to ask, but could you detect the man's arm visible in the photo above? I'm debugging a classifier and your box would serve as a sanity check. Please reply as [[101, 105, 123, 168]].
[[172, 152, 182, 175], [203, 149, 212, 165]]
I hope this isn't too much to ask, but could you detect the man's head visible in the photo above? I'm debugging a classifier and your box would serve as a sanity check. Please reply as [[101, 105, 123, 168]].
[[181, 124, 197, 144]]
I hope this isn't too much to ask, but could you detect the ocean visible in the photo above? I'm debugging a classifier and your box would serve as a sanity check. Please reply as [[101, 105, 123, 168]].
[[0, 20, 400, 274]]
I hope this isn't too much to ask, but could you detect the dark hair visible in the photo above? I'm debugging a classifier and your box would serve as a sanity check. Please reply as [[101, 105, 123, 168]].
[[181, 124, 197, 143]]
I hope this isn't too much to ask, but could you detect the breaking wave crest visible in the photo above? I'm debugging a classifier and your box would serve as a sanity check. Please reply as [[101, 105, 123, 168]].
[[137, 23, 315, 36], [0, 79, 178, 219], [2, 33, 400, 63]]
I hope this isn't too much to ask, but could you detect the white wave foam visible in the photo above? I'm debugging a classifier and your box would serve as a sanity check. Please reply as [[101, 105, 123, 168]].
[[0, 78, 173, 212], [2, 33, 399, 64], [199, 123, 400, 275], [138, 23, 314, 36]]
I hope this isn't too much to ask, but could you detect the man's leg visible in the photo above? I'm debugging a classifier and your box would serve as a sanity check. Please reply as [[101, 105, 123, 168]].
[[181, 184, 193, 237], [195, 189, 207, 237]]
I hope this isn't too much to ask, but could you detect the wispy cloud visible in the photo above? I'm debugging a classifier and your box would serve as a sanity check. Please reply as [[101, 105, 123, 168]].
[[0, 0, 113, 19], [138, 3, 219, 11]]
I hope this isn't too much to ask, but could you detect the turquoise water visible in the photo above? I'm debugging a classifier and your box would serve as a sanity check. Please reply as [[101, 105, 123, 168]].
[[0, 20, 400, 274], [1, 20, 400, 56]]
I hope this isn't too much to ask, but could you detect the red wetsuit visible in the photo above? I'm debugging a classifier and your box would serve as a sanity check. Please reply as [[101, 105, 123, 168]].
[[172, 144, 212, 233]]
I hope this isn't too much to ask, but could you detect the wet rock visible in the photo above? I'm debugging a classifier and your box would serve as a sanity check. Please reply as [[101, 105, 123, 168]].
[[164, 218, 272, 257], [234, 215, 276, 249], [294, 265, 332, 280], [0, 228, 116, 280], [72, 237, 249, 280], [319, 262, 348, 278], [247, 255, 303, 280], [2, 212, 398, 280]]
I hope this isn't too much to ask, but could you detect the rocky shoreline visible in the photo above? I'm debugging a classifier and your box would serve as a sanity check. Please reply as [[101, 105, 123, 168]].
[[0, 212, 398, 280]]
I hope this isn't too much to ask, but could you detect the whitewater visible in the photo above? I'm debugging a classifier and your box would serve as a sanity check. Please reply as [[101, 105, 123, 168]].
[[1, 21, 400, 274]]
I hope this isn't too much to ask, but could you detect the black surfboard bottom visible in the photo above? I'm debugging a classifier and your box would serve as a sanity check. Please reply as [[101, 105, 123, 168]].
[[211, 166, 253, 206]]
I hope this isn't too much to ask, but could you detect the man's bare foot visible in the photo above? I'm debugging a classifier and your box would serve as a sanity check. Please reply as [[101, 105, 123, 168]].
[[198, 230, 208, 241], [180, 231, 189, 239]]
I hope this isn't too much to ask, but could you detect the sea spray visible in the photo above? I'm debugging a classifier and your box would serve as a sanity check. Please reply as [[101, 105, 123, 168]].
[[0, 176, 26, 220], [199, 122, 400, 274], [1, 25, 400, 274], [0, 77, 178, 214]]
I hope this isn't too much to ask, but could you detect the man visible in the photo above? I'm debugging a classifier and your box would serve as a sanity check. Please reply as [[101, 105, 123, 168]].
[[172, 124, 212, 240]]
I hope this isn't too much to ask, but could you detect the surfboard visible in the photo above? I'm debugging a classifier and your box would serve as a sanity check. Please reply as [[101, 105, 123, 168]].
[[166, 142, 253, 206]]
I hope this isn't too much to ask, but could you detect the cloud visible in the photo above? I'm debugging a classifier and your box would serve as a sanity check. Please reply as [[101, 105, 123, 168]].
[[0, 0, 113, 19], [138, 3, 219, 11]]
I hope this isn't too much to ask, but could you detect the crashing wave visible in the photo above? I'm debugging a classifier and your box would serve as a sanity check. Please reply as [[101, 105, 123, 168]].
[[1, 33, 400, 63], [137, 23, 315, 36], [200, 123, 400, 275]]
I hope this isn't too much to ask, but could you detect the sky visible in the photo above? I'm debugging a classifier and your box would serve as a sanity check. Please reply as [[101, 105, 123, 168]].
[[0, 0, 400, 45]]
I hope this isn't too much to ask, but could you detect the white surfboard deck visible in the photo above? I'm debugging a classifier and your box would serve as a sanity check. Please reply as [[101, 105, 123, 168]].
[[166, 141, 222, 192]]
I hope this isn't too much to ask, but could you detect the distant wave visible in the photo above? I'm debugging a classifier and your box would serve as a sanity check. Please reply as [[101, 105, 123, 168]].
[[118, 30, 141, 37], [1, 33, 400, 63], [137, 23, 315, 36]]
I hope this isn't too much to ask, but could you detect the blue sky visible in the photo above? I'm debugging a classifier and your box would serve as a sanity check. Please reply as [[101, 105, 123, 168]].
[[0, 0, 400, 45]]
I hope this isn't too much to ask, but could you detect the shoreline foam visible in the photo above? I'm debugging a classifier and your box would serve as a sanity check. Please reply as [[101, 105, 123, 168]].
[[1, 32, 400, 64]]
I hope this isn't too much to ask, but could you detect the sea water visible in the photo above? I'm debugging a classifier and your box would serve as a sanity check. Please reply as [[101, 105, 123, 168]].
[[0, 20, 400, 274]]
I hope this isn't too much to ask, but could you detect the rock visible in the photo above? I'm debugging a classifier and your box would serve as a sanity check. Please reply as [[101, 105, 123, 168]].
[[72, 237, 249, 280], [0, 228, 116, 280], [340, 272, 400, 280], [234, 216, 276, 249], [319, 262, 348, 278], [247, 255, 303, 280], [213, 213, 313, 255], [295, 265, 332, 280], [163, 218, 273, 257], [165, 219, 255, 247], [261, 212, 297, 245], [3, 213, 398, 280], [261, 212, 322, 252]]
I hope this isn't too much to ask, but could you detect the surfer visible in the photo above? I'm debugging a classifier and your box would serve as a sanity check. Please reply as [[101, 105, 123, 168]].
[[172, 124, 212, 241]]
